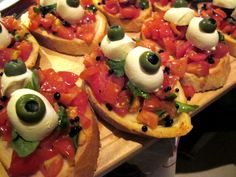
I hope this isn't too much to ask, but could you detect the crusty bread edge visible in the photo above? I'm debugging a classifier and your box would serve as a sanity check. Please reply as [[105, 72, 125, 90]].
[[182, 54, 231, 92], [94, 0, 152, 32], [0, 107, 100, 177], [21, 11, 108, 56], [85, 82, 192, 138], [224, 34, 236, 58], [153, 2, 171, 12]]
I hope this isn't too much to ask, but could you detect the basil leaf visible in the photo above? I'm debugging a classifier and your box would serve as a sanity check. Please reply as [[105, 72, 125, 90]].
[[165, 93, 177, 101], [107, 60, 125, 77], [25, 70, 40, 91], [176, 101, 199, 114], [127, 81, 150, 99], [11, 130, 39, 157], [72, 134, 79, 150], [58, 106, 69, 129], [139, 0, 149, 10], [40, 4, 57, 16]]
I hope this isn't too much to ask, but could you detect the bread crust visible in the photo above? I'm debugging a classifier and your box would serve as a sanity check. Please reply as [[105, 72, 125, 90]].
[[0, 106, 100, 177], [93, 0, 152, 32], [153, 2, 171, 11], [182, 54, 231, 92], [21, 11, 108, 56], [85, 82, 192, 138], [224, 34, 236, 58]]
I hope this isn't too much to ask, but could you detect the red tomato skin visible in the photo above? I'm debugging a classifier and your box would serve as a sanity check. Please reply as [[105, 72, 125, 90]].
[[104, 0, 119, 15], [213, 43, 229, 59], [182, 85, 196, 99], [15, 41, 33, 61], [58, 71, 78, 87], [120, 7, 140, 19], [72, 91, 88, 114], [168, 57, 187, 78], [186, 61, 210, 77]]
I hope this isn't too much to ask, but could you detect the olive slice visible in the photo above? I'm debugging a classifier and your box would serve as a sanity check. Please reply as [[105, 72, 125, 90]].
[[199, 18, 217, 33], [4, 59, 27, 77], [108, 26, 125, 41], [173, 0, 188, 8], [139, 51, 161, 74], [16, 94, 46, 124], [66, 0, 80, 7]]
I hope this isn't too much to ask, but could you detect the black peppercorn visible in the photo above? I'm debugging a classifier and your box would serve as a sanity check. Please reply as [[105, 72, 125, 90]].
[[164, 117, 173, 127], [105, 103, 113, 111], [54, 92, 61, 100], [0, 96, 7, 102], [142, 125, 148, 132]]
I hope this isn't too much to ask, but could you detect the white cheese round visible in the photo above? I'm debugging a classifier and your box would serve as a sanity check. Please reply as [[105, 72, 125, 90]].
[[0, 23, 11, 50], [164, 7, 195, 26], [101, 35, 136, 61], [186, 17, 219, 51], [40, 0, 57, 6], [56, 0, 85, 24], [1, 69, 33, 97], [125, 46, 164, 93], [213, 0, 236, 9], [7, 89, 59, 141], [231, 8, 236, 20]]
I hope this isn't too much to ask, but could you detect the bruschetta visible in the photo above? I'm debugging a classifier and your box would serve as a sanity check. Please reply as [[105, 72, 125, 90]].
[[0, 60, 99, 177], [80, 26, 197, 138], [21, 0, 108, 55], [0, 15, 39, 71]]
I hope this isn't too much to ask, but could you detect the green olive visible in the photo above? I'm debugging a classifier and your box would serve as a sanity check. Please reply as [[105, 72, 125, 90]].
[[139, 0, 149, 10], [107, 26, 124, 41], [173, 0, 188, 8], [199, 18, 217, 33], [4, 59, 27, 77], [16, 94, 46, 124], [87, 5, 97, 13], [139, 51, 161, 74], [66, 0, 80, 7]]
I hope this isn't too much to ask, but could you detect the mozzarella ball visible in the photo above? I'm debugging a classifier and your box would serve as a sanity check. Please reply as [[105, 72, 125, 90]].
[[186, 17, 219, 51], [56, 0, 85, 24], [125, 46, 164, 93], [101, 35, 136, 61], [164, 7, 195, 26], [213, 0, 236, 9], [1, 69, 32, 97], [0, 23, 11, 50], [40, 0, 57, 6], [7, 89, 59, 141]]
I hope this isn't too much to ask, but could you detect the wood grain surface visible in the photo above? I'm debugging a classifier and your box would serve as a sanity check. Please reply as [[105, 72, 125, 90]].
[[39, 47, 236, 177]]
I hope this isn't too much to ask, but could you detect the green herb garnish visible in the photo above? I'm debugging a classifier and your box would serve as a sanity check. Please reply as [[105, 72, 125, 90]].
[[127, 81, 150, 99]]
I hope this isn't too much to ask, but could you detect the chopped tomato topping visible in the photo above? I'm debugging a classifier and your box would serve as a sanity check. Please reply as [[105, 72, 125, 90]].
[[120, 7, 140, 19], [137, 110, 159, 129]]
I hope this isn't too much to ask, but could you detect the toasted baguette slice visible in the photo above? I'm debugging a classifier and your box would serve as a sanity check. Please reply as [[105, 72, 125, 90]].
[[224, 34, 236, 58], [85, 82, 192, 138], [21, 11, 108, 56], [182, 54, 231, 92], [93, 0, 152, 32], [0, 106, 100, 177]]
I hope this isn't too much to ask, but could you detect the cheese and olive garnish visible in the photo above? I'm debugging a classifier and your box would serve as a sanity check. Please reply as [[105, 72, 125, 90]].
[[186, 17, 219, 51], [101, 25, 136, 60], [56, 0, 85, 24], [0, 22, 11, 50], [125, 46, 163, 92], [7, 89, 59, 141], [1, 59, 33, 97]]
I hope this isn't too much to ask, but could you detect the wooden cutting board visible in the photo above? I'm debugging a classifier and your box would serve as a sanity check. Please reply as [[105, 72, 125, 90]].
[[39, 47, 236, 177]]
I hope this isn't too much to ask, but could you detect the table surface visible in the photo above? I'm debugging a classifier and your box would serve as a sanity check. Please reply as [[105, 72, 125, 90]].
[[39, 47, 236, 177]]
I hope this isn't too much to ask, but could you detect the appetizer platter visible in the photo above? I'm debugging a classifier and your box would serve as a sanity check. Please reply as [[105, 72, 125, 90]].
[[0, 0, 236, 176]]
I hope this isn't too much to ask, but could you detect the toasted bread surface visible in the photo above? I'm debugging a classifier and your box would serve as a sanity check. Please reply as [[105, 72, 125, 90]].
[[94, 0, 152, 32], [21, 11, 107, 55], [224, 34, 236, 58]]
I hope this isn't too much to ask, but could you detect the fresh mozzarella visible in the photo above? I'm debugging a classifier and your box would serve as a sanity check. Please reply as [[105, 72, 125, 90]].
[[0, 23, 11, 50], [56, 0, 85, 24], [7, 89, 58, 141], [40, 0, 57, 6], [231, 9, 236, 20], [213, 0, 236, 9], [125, 46, 164, 93], [164, 8, 195, 26], [186, 17, 219, 51], [1, 69, 33, 97], [101, 35, 136, 61]]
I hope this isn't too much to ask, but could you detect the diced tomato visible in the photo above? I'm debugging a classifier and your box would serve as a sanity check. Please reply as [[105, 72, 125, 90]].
[[159, 23, 174, 39], [15, 41, 33, 61], [163, 37, 176, 56], [72, 91, 88, 114], [80, 12, 96, 24], [76, 24, 95, 44], [80, 66, 99, 80], [120, 7, 140, 19], [160, 0, 170, 6], [79, 115, 91, 129], [213, 43, 229, 59], [176, 41, 192, 58], [29, 19, 40, 31], [1, 16, 19, 32], [137, 110, 159, 129], [143, 95, 163, 111], [58, 71, 79, 87], [136, 39, 160, 52], [40, 92, 55, 104], [56, 26, 75, 40], [168, 57, 187, 78], [113, 90, 130, 116], [40, 13, 56, 29], [40, 155, 64, 177], [53, 136, 75, 161], [187, 50, 208, 62], [102, 80, 122, 105], [182, 84, 196, 99], [159, 52, 170, 65], [0, 108, 12, 142], [104, 0, 120, 15], [186, 61, 210, 77], [0, 48, 19, 68], [81, 0, 93, 7]]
